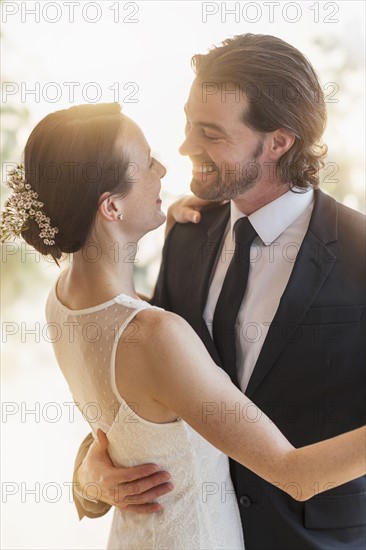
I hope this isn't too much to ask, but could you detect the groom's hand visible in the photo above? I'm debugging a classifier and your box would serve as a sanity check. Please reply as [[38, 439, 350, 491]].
[[76, 429, 173, 514], [165, 195, 228, 236]]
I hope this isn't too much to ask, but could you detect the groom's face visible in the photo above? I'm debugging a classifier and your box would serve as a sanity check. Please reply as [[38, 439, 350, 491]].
[[179, 79, 267, 201]]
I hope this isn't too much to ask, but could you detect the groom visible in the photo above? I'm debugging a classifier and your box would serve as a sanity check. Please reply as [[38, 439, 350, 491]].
[[73, 34, 365, 549]]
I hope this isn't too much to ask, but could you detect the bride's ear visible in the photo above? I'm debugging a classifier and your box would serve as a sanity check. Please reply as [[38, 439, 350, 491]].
[[98, 192, 121, 221]]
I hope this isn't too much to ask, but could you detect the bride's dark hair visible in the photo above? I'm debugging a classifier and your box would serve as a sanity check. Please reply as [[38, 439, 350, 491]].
[[21, 102, 132, 264]]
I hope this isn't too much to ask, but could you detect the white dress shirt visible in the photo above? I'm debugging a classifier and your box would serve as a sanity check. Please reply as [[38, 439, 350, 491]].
[[203, 189, 314, 392]]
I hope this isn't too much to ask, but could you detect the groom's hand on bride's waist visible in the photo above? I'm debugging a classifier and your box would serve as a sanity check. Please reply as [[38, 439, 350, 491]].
[[76, 429, 174, 514]]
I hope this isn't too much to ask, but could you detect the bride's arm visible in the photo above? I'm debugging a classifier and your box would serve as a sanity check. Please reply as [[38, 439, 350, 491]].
[[165, 195, 227, 236], [137, 310, 365, 502]]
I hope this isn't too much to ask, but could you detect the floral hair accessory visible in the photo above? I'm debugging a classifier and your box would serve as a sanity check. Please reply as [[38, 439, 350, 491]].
[[0, 163, 59, 246]]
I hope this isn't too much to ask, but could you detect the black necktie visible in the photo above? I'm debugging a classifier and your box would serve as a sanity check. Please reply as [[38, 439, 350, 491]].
[[213, 217, 257, 386]]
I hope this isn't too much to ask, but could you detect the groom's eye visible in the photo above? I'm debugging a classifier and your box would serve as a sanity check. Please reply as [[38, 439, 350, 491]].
[[203, 132, 221, 142]]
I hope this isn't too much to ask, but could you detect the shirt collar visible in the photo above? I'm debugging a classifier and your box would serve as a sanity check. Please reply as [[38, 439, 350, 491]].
[[230, 188, 314, 245]]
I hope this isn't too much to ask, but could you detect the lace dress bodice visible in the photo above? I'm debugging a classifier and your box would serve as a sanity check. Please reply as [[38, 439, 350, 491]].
[[46, 280, 244, 549]]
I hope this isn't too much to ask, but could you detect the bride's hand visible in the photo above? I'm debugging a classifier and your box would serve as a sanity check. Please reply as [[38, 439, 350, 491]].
[[165, 195, 228, 236], [76, 429, 173, 513]]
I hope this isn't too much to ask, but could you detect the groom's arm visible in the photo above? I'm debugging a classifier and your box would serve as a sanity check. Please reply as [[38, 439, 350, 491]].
[[73, 433, 111, 520]]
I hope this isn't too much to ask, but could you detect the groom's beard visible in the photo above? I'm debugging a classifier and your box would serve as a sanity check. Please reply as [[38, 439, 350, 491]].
[[190, 137, 264, 201]]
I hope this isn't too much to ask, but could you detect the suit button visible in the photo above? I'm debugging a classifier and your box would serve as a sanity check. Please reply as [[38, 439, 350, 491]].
[[239, 495, 252, 508]]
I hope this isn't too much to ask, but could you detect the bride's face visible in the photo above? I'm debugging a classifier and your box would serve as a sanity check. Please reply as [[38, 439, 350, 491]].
[[117, 118, 167, 236]]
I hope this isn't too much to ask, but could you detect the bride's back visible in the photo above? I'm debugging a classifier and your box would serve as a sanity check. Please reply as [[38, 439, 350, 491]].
[[46, 280, 244, 550]]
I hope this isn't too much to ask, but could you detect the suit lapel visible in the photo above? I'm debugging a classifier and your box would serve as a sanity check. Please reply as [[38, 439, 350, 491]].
[[188, 204, 230, 366], [246, 190, 339, 397]]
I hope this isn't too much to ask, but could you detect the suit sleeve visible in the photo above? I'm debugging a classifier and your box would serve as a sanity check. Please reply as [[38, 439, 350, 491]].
[[150, 222, 177, 309], [72, 433, 111, 520]]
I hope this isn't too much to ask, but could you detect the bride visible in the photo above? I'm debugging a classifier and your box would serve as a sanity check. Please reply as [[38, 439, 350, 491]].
[[1, 103, 364, 550]]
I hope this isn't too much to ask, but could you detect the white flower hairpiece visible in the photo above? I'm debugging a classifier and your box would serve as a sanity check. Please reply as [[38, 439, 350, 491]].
[[0, 163, 59, 246]]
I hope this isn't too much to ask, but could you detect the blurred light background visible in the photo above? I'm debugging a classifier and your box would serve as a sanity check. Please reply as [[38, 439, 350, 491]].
[[1, 1, 365, 548]]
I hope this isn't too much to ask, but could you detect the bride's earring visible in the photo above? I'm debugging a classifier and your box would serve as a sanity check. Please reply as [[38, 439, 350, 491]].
[[117, 214, 124, 220]]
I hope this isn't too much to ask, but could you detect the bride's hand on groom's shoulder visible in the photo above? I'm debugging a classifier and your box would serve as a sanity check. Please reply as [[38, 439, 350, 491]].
[[165, 195, 228, 237], [77, 429, 174, 514]]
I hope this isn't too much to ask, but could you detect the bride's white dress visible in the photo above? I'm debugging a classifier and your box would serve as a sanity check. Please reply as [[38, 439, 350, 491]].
[[46, 280, 245, 549]]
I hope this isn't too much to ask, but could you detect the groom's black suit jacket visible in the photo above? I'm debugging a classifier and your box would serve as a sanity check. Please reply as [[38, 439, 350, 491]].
[[151, 189, 366, 550]]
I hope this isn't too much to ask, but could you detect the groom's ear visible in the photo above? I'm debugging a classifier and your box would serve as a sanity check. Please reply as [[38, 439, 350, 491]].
[[267, 128, 296, 161], [98, 192, 120, 221]]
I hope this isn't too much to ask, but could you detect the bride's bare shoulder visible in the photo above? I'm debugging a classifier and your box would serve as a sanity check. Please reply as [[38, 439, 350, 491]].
[[136, 308, 188, 331], [116, 308, 200, 378], [133, 308, 196, 348]]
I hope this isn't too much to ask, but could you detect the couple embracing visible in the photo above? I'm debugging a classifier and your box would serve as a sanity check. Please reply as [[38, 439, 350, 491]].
[[2, 34, 365, 549]]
